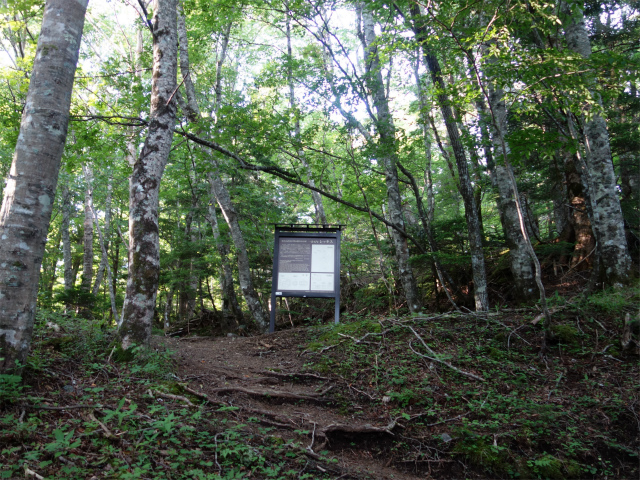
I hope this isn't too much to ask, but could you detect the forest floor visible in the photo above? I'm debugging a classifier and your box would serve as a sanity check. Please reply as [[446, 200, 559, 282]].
[[1, 286, 639, 479]]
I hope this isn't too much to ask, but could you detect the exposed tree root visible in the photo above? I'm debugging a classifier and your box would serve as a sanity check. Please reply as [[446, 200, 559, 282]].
[[208, 386, 331, 403], [261, 370, 330, 383]]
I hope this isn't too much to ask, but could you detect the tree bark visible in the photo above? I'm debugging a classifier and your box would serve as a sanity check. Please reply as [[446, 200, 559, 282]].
[[206, 199, 242, 326], [92, 174, 112, 296], [0, 0, 88, 373], [359, 5, 422, 313], [61, 178, 74, 290], [208, 169, 269, 331], [81, 163, 94, 293], [560, 1, 632, 286], [481, 85, 536, 301], [410, 6, 488, 311], [118, 0, 178, 350]]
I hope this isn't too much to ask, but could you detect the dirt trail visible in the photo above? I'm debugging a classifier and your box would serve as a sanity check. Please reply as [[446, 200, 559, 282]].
[[156, 330, 426, 480]]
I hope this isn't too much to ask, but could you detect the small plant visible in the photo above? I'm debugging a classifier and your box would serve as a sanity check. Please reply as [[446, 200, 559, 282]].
[[0, 374, 24, 404]]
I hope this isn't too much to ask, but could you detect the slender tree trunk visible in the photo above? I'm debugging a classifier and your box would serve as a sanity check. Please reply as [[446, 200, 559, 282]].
[[479, 83, 537, 301], [206, 199, 242, 326], [212, 21, 232, 120], [81, 163, 94, 292], [61, 178, 74, 290], [89, 203, 118, 322], [208, 169, 269, 331], [359, 5, 422, 313], [118, 0, 178, 350], [413, 54, 435, 227], [560, 1, 631, 286], [411, 6, 488, 311], [40, 228, 61, 302], [164, 286, 173, 331], [0, 0, 88, 373], [92, 174, 112, 296]]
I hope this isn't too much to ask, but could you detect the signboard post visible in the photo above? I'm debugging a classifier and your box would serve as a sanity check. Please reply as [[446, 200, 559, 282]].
[[269, 224, 343, 333]]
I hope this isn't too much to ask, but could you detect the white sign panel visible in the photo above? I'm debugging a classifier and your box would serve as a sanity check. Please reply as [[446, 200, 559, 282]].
[[311, 273, 334, 291], [278, 272, 310, 291], [311, 244, 335, 273]]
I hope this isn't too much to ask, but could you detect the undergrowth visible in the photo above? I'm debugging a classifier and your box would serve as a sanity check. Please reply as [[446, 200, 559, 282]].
[[1, 285, 638, 479], [301, 288, 640, 479], [0, 311, 336, 479]]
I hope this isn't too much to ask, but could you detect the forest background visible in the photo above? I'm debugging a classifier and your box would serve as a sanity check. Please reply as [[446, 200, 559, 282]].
[[0, 0, 637, 360], [0, 0, 638, 478]]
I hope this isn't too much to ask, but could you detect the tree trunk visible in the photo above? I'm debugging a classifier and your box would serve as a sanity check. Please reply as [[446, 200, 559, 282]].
[[164, 286, 173, 332], [212, 21, 232, 120], [560, 1, 632, 286], [118, 0, 178, 350], [206, 199, 242, 326], [61, 178, 74, 290], [208, 169, 269, 331], [81, 163, 94, 292], [92, 174, 112, 296], [0, 0, 88, 373], [481, 84, 536, 301], [410, 6, 488, 311], [359, 5, 422, 313], [89, 202, 118, 322]]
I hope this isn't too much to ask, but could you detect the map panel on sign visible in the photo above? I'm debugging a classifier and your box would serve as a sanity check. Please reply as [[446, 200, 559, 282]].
[[311, 244, 334, 273], [310, 273, 334, 291], [277, 272, 310, 291]]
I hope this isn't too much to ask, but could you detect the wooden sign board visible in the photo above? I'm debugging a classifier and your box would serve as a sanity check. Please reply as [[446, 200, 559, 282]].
[[269, 225, 343, 332]]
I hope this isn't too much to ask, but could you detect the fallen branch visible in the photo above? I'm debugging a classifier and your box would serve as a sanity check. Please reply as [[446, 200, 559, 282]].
[[88, 412, 114, 439], [24, 466, 44, 479], [300, 341, 345, 355], [321, 417, 398, 438], [152, 390, 196, 407]]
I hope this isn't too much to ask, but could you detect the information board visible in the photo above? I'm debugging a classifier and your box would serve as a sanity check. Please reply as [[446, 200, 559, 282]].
[[277, 237, 336, 293], [269, 225, 343, 332]]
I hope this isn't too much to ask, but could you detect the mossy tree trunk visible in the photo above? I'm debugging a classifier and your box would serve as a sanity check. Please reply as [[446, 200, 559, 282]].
[[0, 0, 88, 373], [118, 0, 178, 351]]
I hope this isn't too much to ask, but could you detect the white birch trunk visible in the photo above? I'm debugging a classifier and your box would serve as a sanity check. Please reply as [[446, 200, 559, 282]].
[[0, 0, 88, 372], [484, 85, 536, 301], [561, 1, 632, 286], [118, 0, 178, 350], [89, 203, 118, 322], [206, 199, 242, 324]]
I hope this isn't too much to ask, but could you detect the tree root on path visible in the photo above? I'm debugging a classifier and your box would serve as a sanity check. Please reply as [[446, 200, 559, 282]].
[[208, 385, 332, 404], [260, 370, 331, 383]]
